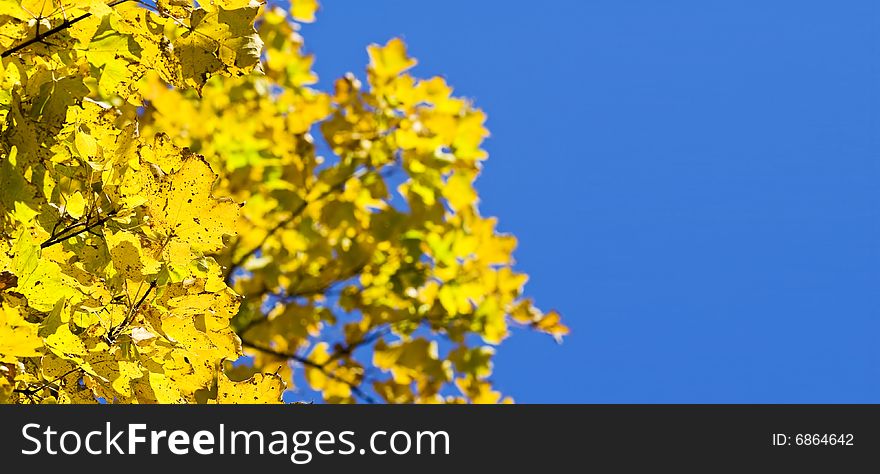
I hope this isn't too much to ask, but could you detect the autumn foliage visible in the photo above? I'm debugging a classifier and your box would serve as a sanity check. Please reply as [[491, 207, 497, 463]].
[[0, 0, 567, 404]]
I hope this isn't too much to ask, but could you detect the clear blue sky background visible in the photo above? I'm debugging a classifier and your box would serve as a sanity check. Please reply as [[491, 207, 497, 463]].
[[299, 1, 879, 402]]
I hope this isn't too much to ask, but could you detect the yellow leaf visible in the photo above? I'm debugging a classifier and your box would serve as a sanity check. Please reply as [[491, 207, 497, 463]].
[[162, 290, 240, 359], [16, 254, 82, 313], [40, 301, 87, 358], [368, 38, 417, 79], [172, 6, 264, 91], [65, 192, 87, 220], [74, 131, 98, 158], [11, 228, 38, 281], [156, 0, 193, 18], [455, 377, 504, 404], [216, 372, 285, 404], [0, 302, 42, 361], [0, 146, 40, 224], [144, 152, 240, 259], [443, 172, 477, 211], [304, 342, 362, 403], [534, 310, 569, 343], [373, 338, 450, 384], [105, 229, 162, 281], [111, 360, 143, 397], [448, 345, 494, 379], [290, 0, 319, 22], [147, 372, 184, 403]]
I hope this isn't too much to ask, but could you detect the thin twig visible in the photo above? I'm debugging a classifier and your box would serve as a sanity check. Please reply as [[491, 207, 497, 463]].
[[108, 279, 157, 342], [224, 165, 391, 284], [1, 0, 132, 58], [13, 367, 83, 396], [41, 210, 117, 248], [325, 327, 389, 364], [239, 339, 378, 404], [282, 259, 369, 300]]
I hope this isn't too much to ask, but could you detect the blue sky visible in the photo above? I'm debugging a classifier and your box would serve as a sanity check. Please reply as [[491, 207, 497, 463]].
[[299, 1, 879, 402]]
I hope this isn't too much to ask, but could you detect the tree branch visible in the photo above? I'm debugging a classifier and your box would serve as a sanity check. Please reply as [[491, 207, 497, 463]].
[[108, 279, 157, 342], [239, 338, 378, 404], [13, 367, 83, 396], [233, 260, 369, 358], [1, 0, 132, 58], [326, 327, 389, 364], [41, 210, 117, 249], [223, 165, 394, 285], [282, 259, 369, 301]]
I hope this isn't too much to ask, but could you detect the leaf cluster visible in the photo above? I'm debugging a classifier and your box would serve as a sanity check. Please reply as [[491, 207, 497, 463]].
[[0, 0, 567, 404]]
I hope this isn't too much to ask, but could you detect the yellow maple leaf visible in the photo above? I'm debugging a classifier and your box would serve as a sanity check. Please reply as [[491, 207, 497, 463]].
[[173, 6, 264, 91], [144, 153, 240, 260], [368, 38, 417, 79], [215, 372, 285, 404], [0, 302, 42, 361], [290, 0, 319, 23]]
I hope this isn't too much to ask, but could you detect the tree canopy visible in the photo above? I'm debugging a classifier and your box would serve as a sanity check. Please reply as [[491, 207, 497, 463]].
[[0, 0, 567, 404]]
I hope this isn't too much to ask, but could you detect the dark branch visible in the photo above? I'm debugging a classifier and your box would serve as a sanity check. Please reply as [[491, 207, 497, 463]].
[[223, 165, 393, 285], [233, 260, 370, 360], [282, 259, 369, 301], [326, 327, 389, 364], [13, 367, 83, 396], [1, 0, 132, 58], [108, 279, 157, 342], [41, 210, 117, 248], [240, 338, 378, 404]]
